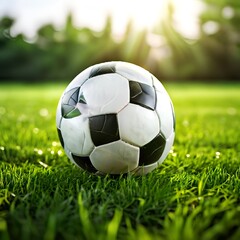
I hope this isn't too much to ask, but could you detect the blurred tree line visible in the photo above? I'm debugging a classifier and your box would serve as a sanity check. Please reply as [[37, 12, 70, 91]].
[[0, 0, 240, 82]]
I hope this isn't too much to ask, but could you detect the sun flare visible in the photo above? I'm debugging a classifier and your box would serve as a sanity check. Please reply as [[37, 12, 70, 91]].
[[109, 0, 167, 32], [72, 0, 203, 39]]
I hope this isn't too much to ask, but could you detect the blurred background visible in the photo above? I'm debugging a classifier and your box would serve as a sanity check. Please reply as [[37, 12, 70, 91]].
[[0, 0, 240, 82]]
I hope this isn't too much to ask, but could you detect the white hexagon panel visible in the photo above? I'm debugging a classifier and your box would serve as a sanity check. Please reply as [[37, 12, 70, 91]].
[[118, 104, 160, 147], [79, 73, 129, 116], [90, 140, 139, 174], [60, 116, 94, 156]]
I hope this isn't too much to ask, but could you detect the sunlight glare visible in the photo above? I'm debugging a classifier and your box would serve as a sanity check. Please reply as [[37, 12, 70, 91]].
[[109, 0, 167, 33], [72, 0, 204, 39], [71, 0, 167, 36]]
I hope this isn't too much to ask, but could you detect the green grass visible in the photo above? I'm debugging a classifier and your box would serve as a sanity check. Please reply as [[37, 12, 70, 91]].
[[0, 82, 240, 240]]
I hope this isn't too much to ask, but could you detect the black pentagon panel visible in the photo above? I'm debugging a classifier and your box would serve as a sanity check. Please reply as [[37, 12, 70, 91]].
[[61, 87, 81, 119], [129, 81, 156, 110], [89, 63, 116, 78], [139, 133, 166, 166], [57, 128, 64, 148], [89, 114, 120, 146], [71, 154, 97, 173]]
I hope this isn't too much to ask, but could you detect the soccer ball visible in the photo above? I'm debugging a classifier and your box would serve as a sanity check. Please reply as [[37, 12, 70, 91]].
[[56, 61, 175, 175]]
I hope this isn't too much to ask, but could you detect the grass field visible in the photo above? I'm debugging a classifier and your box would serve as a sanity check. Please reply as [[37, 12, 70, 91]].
[[0, 82, 240, 240]]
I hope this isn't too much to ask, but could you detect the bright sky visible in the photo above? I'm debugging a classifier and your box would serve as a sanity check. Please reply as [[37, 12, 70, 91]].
[[0, 0, 204, 39]]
